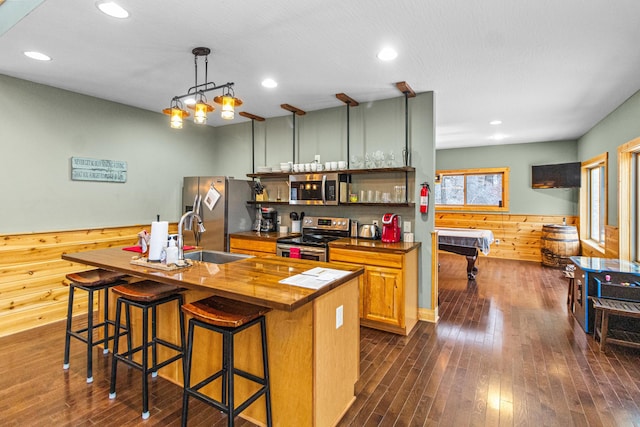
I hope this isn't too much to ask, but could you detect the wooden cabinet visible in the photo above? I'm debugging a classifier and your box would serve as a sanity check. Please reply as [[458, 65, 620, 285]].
[[229, 236, 276, 257], [329, 246, 418, 335]]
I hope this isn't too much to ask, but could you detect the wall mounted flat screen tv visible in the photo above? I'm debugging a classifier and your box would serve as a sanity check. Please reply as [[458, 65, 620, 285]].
[[532, 162, 581, 188]]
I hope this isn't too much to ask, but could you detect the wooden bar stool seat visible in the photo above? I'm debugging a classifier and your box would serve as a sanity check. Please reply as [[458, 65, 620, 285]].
[[109, 281, 186, 420], [181, 296, 273, 427], [63, 268, 129, 383]]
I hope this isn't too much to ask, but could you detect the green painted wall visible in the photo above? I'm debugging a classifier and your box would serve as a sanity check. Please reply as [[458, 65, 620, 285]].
[[578, 89, 640, 227], [0, 74, 219, 233], [436, 140, 579, 215]]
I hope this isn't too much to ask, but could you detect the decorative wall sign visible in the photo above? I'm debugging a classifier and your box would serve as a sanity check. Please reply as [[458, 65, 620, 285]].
[[71, 157, 127, 183]]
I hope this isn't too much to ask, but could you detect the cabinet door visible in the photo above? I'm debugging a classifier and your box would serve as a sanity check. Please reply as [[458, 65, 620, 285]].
[[230, 237, 276, 255], [363, 266, 403, 327]]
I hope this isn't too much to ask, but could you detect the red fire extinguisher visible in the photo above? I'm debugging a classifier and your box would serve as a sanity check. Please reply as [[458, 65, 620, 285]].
[[420, 182, 430, 214]]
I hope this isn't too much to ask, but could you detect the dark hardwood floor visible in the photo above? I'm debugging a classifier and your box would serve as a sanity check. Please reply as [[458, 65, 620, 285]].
[[2, 253, 640, 426]]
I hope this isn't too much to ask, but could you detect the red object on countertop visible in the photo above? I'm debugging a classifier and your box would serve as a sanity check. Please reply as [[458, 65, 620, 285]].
[[381, 213, 402, 243], [123, 245, 196, 253]]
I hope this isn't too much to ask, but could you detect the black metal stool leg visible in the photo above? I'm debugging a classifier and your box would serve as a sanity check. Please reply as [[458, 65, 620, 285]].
[[226, 332, 234, 427], [260, 317, 273, 427], [102, 287, 110, 354], [181, 320, 196, 427], [86, 288, 95, 383], [63, 286, 75, 371], [109, 298, 123, 400], [151, 304, 158, 378], [141, 305, 150, 420]]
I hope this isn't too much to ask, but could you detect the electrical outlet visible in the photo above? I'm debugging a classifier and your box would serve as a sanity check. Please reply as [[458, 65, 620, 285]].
[[372, 220, 379, 227], [336, 305, 343, 329], [314, 154, 321, 163], [403, 221, 411, 233], [495, 239, 500, 245], [277, 215, 282, 225]]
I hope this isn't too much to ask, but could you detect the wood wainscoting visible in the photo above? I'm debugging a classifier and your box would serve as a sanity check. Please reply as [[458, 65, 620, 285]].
[[435, 212, 579, 263], [0, 224, 176, 337]]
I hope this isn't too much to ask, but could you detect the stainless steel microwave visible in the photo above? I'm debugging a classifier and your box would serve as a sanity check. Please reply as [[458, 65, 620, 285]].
[[289, 173, 339, 205]]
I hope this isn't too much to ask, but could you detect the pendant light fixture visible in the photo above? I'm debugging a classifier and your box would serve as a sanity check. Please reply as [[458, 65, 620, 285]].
[[162, 98, 190, 129], [162, 47, 241, 128], [214, 86, 243, 120]]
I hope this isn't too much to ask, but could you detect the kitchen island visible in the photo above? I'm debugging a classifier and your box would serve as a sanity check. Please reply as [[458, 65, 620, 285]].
[[63, 247, 363, 427]]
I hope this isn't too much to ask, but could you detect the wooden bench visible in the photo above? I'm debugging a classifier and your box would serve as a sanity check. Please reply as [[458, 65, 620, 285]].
[[592, 297, 640, 352]]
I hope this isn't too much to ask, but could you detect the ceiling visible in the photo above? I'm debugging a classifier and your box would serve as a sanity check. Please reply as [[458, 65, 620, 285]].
[[2, 0, 640, 149]]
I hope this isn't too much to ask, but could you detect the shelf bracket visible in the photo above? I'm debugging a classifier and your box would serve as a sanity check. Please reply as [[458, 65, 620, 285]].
[[395, 81, 415, 168], [281, 104, 306, 163], [336, 93, 359, 169], [239, 112, 265, 175]]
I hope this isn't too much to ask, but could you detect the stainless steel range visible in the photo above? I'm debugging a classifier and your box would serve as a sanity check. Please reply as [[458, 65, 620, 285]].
[[276, 216, 350, 262]]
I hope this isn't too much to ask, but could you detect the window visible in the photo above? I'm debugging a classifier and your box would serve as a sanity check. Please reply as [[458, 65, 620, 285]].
[[618, 137, 640, 261], [579, 153, 607, 251], [435, 167, 509, 211]]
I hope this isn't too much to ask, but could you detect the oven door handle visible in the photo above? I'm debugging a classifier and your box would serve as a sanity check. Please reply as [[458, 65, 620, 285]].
[[299, 246, 326, 255], [321, 174, 327, 205]]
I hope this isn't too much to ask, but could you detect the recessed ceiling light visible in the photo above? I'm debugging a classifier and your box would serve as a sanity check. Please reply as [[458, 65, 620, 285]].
[[489, 134, 508, 141], [24, 51, 51, 61], [183, 97, 196, 106], [489, 120, 502, 125], [96, 1, 129, 19], [262, 78, 278, 88], [377, 47, 398, 61]]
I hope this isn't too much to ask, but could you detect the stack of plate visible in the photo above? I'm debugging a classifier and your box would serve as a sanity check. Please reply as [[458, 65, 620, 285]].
[[256, 166, 272, 173], [280, 162, 292, 172]]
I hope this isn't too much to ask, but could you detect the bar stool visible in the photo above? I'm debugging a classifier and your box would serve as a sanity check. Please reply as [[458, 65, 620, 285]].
[[181, 296, 273, 427], [63, 269, 129, 383], [108, 281, 186, 420]]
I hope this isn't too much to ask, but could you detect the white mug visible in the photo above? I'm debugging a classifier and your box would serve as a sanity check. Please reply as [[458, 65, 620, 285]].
[[338, 160, 347, 169], [325, 161, 332, 170]]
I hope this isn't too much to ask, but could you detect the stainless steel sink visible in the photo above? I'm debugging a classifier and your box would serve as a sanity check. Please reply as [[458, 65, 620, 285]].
[[183, 250, 252, 264]]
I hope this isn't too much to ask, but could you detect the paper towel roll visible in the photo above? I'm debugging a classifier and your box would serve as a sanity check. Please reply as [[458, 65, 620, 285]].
[[148, 221, 169, 261]]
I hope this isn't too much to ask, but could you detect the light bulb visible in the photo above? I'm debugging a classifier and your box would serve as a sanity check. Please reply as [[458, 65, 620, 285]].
[[221, 96, 234, 120], [194, 102, 208, 124], [170, 108, 183, 129]]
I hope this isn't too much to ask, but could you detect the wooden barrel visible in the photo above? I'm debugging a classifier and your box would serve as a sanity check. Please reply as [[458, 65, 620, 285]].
[[540, 224, 580, 267]]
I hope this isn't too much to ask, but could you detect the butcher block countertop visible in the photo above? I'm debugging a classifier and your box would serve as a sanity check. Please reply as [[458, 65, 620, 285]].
[[329, 238, 421, 254], [62, 246, 363, 312]]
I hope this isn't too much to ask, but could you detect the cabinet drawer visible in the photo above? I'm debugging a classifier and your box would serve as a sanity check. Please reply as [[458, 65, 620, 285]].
[[329, 248, 403, 269], [229, 238, 276, 254]]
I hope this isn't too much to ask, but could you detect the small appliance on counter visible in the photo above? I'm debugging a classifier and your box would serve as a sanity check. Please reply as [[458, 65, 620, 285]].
[[260, 207, 278, 232], [358, 224, 380, 239], [381, 213, 402, 243]]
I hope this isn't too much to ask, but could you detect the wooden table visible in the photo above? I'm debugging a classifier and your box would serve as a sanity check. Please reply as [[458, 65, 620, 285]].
[[63, 247, 364, 427]]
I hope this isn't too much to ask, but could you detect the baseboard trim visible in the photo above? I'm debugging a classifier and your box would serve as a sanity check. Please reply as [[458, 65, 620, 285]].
[[418, 307, 439, 323]]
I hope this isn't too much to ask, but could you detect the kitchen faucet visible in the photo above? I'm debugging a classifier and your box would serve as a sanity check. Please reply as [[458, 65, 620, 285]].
[[177, 209, 205, 262]]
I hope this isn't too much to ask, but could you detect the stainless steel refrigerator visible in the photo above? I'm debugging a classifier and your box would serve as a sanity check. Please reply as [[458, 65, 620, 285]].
[[182, 176, 254, 252]]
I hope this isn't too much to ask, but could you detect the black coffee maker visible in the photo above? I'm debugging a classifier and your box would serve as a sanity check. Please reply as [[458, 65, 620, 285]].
[[260, 207, 278, 232]]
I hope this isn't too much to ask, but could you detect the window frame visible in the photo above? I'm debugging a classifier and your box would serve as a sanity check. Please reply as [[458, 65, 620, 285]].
[[579, 152, 608, 254], [434, 167, 510, 212], [618, 136, 640, 261]]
